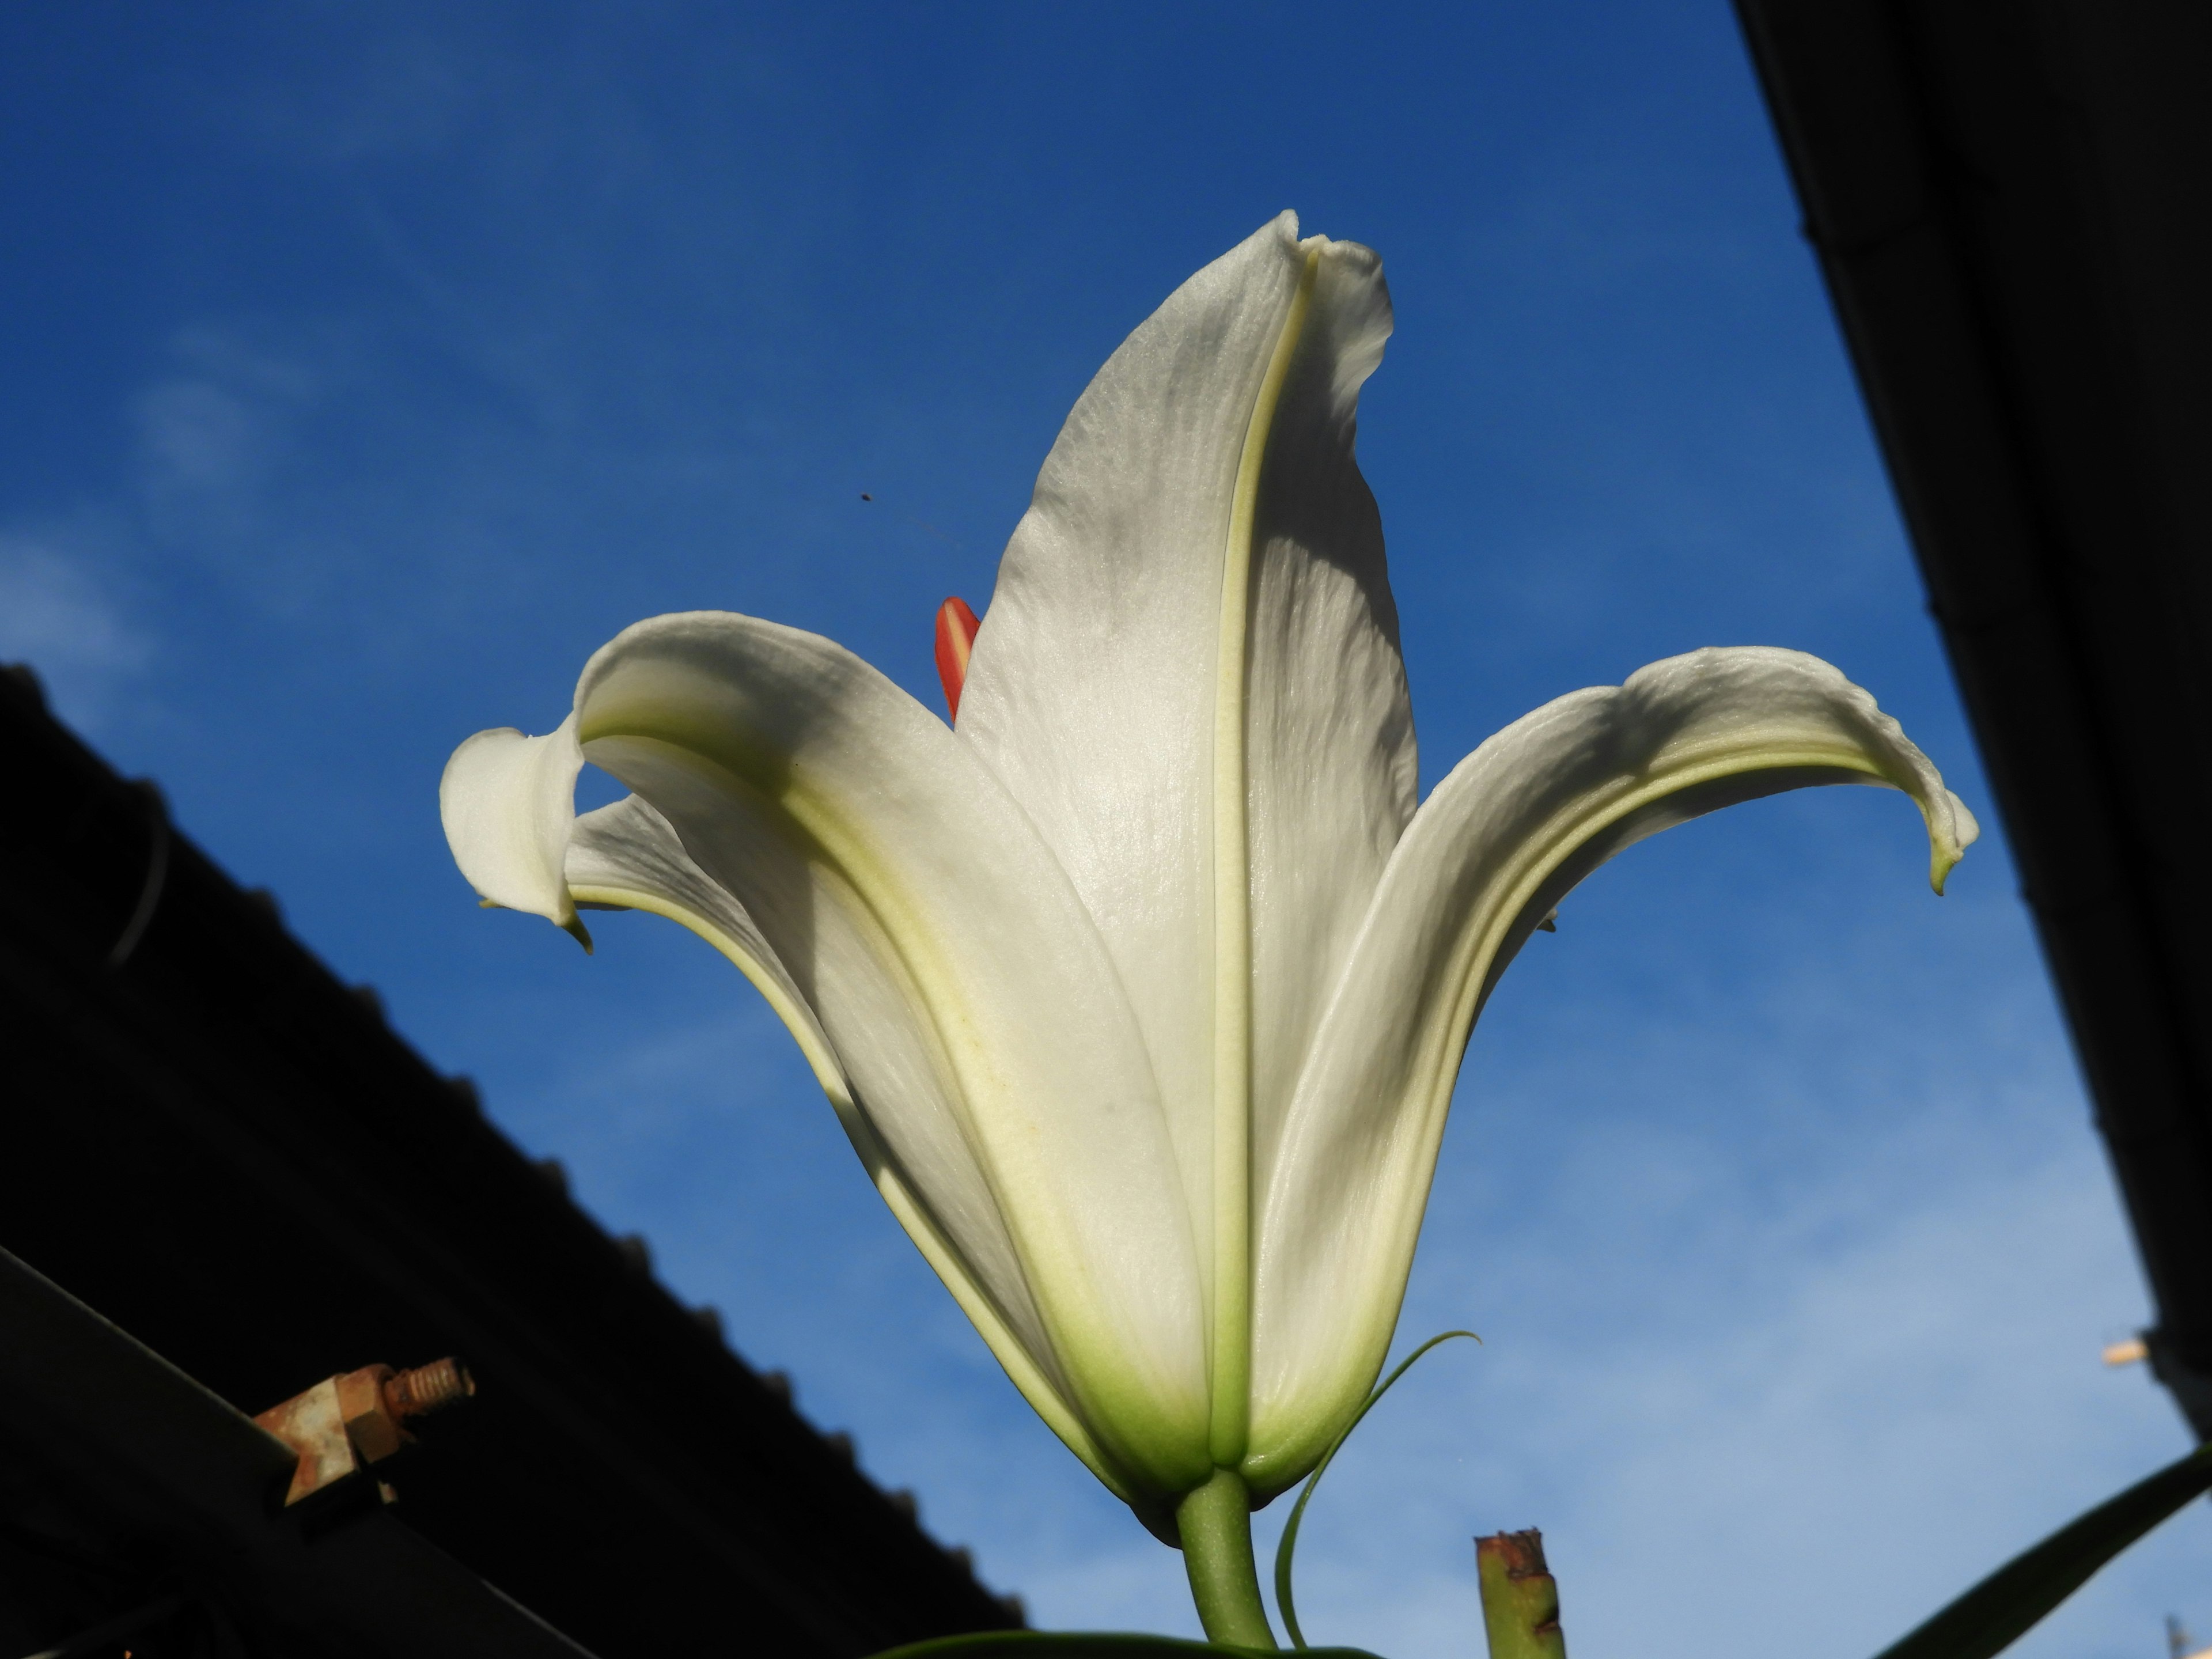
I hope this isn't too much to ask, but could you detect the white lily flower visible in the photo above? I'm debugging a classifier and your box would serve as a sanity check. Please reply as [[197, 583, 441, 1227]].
[[442, 214, 1975, 1567]]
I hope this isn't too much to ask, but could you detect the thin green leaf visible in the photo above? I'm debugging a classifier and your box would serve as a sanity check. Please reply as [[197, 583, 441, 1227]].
[[1870, 1442, 2212, 1659], [866, 1634, 1380, 1658], [1272, 1330, 1480, 1649]]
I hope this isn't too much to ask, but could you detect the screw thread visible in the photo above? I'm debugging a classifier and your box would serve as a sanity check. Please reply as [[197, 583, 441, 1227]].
[[385, 1357, 475, 1419]]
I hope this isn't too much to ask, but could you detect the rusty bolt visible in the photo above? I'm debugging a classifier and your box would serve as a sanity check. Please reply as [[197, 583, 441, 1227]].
[[344, 1358, 475, 1463], [385, 1357, 475, 1419]]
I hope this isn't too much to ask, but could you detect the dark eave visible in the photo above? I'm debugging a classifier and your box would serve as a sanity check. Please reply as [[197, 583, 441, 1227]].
[[0, 1243, 597, 1659], [0, 666, 1022, 1655], [1732, 1, 2212, 1426]]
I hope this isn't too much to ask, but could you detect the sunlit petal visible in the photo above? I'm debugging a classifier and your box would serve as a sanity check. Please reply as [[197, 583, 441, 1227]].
[[563, 792, 1143, 1499], [573, 610, 1212, 1495], [1244, 646, 1978, 1491], [958, 215, 1415, 1457], [1244, 237, 1418, 1176]]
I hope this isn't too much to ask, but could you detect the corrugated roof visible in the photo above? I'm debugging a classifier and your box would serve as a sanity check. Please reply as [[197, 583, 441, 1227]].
[[0, 665, 1023, 1655]]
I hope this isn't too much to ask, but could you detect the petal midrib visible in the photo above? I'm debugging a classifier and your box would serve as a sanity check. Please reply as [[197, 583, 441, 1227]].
[[1207, 241, 1321, 1467]]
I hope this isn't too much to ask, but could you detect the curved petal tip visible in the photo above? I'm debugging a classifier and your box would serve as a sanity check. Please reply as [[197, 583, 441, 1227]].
[[440, 717, 588, 937], [1930, 788, 1982, 895]]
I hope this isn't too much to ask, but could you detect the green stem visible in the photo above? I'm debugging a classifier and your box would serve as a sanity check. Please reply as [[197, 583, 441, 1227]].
[[1477, 1531, 1566, 1659], [1177, 1469, 1277, 1650]]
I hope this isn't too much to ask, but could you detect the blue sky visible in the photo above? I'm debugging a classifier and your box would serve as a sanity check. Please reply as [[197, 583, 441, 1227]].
[[5, 4, 2202, 1656]]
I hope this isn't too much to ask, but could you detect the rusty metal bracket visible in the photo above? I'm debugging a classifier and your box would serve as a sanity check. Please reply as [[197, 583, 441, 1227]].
[[253, 1358, 474, 1507]]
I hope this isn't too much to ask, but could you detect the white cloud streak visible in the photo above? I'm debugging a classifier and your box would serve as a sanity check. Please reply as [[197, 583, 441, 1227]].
[[0, 528, 151, 728]]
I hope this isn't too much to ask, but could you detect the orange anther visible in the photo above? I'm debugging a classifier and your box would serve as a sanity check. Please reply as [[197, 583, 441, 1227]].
[[934, 597, 981, 722]]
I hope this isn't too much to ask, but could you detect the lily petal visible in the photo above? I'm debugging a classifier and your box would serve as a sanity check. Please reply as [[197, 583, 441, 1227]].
[[440, 716, 592, 947], [1244, 646, 1978, 1492], [569, 611, 1212, 1498], [1245, 235, 1419, 1176], [565, 792, 1146, 1500], [958, 213, 1415, 1459], [566, 793, 846, 1098]]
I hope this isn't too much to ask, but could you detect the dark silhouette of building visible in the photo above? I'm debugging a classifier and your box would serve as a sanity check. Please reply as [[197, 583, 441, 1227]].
[[1736, 0, 2212, 1432], [0, 664, 1023, 1656]]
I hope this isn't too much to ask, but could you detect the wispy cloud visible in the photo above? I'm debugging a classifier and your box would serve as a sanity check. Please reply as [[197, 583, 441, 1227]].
[[0, 524, 151, 729], [133, 328, 320, 520], [1319, 1134, 2186, 1659]]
